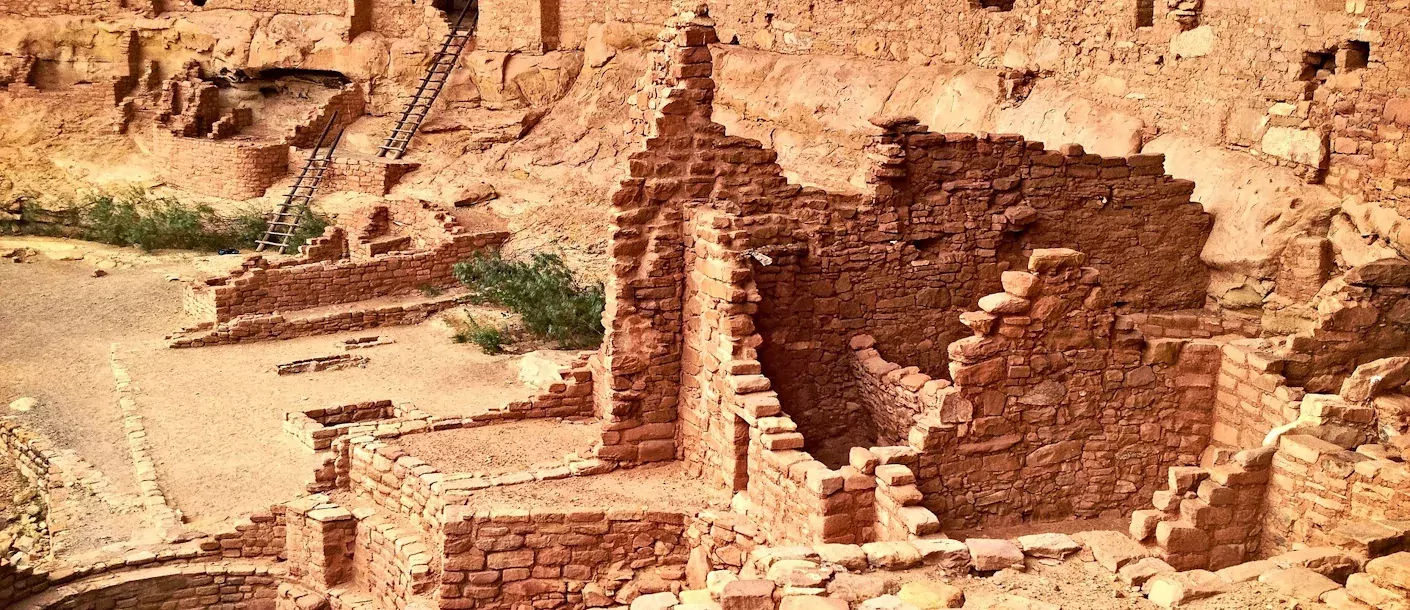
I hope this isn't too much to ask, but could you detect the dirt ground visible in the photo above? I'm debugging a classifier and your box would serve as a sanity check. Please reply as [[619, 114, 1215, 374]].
[[0, 238, 553, 535], [460, 462, 731, 510], [396, 418, 600, 476], [899, 558, 1324, 610]]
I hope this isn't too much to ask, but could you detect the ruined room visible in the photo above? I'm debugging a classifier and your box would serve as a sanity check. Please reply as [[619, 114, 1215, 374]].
[[1, 0, 1409, 609]]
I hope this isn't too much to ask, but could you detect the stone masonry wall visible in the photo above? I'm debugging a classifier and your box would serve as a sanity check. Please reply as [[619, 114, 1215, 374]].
[[899, 249, 1220, 529], [150, 132, 289, 200], [1131, 446, 1276, 571], [292, 153, 420, 196], [753, 121, 1210, 457], [1263, 433, 1410, 556], [160, 0, 349, 16], [200, 230, 508, 323], [1212, 340, 1304, 449], [438, 506, 691, 609], [562, 0, 1409, 216], [602, 5, 1213, 474]]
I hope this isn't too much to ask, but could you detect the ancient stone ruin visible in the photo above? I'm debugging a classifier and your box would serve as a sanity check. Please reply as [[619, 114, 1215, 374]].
[[2, 0, 1410, 609]]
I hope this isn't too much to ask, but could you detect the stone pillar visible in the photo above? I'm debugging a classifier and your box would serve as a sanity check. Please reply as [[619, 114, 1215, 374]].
[[286, 495, 357, 588]]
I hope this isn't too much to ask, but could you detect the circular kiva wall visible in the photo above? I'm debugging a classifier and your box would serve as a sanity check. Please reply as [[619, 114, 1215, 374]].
[[9, 563, 327, 610]]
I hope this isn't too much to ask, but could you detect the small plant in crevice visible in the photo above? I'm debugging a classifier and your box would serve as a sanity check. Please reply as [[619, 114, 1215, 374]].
[[451, 317, 506, 354], [453, 252, 605, 349]]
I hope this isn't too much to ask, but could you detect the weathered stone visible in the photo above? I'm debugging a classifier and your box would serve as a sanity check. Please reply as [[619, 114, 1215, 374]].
[[897, 581, 964, 609], [1015, 533, 1082, 559], [964, 538, 1024, 572]]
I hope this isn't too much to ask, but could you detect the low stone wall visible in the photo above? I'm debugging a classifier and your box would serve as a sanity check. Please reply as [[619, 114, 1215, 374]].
[[9, 563, 326, 610], [151, 132, 289, 200], [1131, 446, 1275, 571], [438, 506, 692, 610], [169, 292, 467, 348], [202, 506, 288, 560], [1262, 433, 1410, 556], [198, 231, 508, 323], [847, 250, 1221, 530], [307, 154, 420, 196]]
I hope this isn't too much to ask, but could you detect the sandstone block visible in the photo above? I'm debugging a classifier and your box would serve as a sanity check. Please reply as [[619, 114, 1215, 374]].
[[862, 542, 922, 570], [1118, 557, 1175, 587], [780, 596, 846, 610], [1015, 533, 1082, 559], [1146, 570, 1227, 608], [897, 581, 964, 609], [964, 539, 1024, 572], [859, 595, 921, 610], [1258, 567, 1341, 602], [630, 592, 679, 610], [815, 543, 868, 571], [721, 580, 775, 610], [912, 537, 970, 571], [827, 572, 887, 603], [1072, 531, 1155, 572]]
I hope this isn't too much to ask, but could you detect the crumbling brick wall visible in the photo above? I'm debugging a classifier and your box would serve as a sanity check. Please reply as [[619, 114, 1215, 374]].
[[307, 154, 420, 196], [287, 83, 366, 148], [896, 249, 1220, 528], [0, 0, 136, 17]]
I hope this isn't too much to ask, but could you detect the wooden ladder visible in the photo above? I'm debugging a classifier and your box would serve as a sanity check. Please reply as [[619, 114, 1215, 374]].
[[256, 113, 344, 254], [376, 0, 478, 160]]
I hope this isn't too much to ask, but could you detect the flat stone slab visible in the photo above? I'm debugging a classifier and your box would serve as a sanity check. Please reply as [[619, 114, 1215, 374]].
[[1072, 530, 1156, 572], [1015, 533, 1082, 559], [1215, 559, 1278, 584], [1259, 567, 1342, 602], [965, 538, 1025, 572], [1147, 570, 1228, 608]]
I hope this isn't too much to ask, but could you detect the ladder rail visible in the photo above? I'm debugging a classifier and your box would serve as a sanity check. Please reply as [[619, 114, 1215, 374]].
[[376, 0, 479, 160], [256, 112, 344, 254]]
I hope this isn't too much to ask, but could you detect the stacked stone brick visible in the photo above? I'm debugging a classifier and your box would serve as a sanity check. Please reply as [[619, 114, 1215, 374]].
[[1212, 340, 1304, 449], [285, 497, 357, 588], [151, 131, 289, 199], [1131, 446, 1274, 570], [307, 154, 421, 197], [1263, 433, 1410, 557], [287, 83, 366, 148], [889, 249, 1221, 528], [198, 231, 508, 323], [438, 507, 690, 609], [204, 506, 288, 559], [6, 563, 319, 610]]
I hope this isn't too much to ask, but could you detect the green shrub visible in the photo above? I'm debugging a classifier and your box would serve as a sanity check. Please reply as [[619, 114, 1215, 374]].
[[453, 252, 605, 349], [63, 188, 329, 253], [452, 317, 505, 354]]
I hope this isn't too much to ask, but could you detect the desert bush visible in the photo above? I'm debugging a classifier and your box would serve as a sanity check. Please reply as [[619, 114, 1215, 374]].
[[451, 317, 506, 354], [69, 188, 327, 252], [453, 252, 605, 349]]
